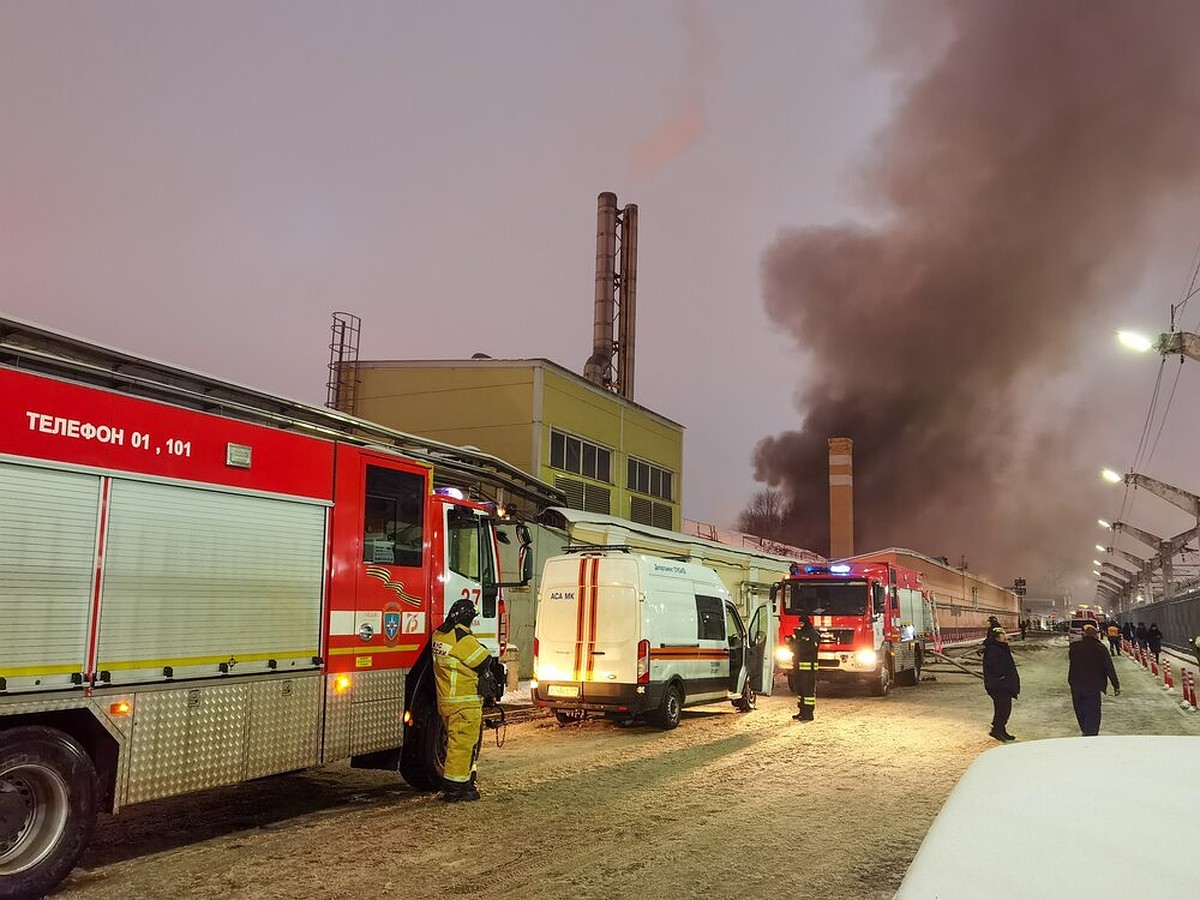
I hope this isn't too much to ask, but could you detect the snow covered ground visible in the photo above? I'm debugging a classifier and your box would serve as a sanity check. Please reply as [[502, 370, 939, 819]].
[[56, 636, 1200, 900]]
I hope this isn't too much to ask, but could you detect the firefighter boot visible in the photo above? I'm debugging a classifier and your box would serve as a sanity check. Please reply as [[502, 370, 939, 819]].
[[465, 773, 481, 801], [440, 778, 473, 802]]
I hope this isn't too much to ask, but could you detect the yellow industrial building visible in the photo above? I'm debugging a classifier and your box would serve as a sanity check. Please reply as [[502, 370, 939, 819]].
[[349, 358, 683, 530]]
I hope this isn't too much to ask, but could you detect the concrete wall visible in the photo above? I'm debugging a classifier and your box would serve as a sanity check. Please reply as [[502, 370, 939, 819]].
[[353, 364, 536, 473]]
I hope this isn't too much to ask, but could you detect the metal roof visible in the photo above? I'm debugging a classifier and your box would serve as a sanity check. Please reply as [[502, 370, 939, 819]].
[[0, 314, 565, 511]]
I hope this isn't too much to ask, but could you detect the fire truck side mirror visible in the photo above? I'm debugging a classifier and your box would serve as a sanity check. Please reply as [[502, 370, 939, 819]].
[[770, 582, 780, 602], [494, 523, 535, 588], [519, 544, 534, 583]]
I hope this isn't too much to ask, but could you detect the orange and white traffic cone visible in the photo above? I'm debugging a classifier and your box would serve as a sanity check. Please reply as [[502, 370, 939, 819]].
[[1163, 661, 1173, 691], [1184, 671, 1198, 711], [1151, 655, 1159, 677]]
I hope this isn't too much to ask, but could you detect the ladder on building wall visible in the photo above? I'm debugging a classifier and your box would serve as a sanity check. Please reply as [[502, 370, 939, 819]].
[[923, 593, 944, 653]]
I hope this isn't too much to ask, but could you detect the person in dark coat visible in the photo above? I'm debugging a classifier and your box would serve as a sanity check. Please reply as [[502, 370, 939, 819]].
[[1067, 624, 1120, 736], [1146, 624, 1163, 663], [982, 625, 1019, 742], [1122, 621, 1135, 643], [1135, 622, 1148, 650], [786, 615, 820, 722]]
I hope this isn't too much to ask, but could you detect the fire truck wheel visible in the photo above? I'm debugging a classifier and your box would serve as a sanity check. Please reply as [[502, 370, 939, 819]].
[[732, 680, 756, 712], [869, 660, 892, 697], [399, 715, 446, 792], [656, 683, 683, 729], [0, 726, 98, 900], [898, 649, 922, 687]]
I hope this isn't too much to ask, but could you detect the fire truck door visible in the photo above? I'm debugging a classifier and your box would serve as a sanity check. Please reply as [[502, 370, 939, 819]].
[[357, 463, 428, 650], [442, 505, 497, 654]]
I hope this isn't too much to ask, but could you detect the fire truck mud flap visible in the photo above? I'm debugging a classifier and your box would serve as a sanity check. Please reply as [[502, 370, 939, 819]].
[[0, 726, 98, 900]]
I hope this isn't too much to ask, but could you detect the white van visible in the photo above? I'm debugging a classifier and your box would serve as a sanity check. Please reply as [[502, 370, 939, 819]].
[[531, 548, 772, 728]]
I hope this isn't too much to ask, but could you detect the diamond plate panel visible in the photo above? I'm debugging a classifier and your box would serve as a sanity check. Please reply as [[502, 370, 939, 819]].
[[245, 675, 321, 779], [350, 699, 403, 756], [322, 676, 352, 763], [352, 669, 405, 703], [127, 682, 250, 804]]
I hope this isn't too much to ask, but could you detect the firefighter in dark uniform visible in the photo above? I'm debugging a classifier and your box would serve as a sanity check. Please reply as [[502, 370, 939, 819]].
[[432, 598, 494, 802], [787, 614, 820, 721]]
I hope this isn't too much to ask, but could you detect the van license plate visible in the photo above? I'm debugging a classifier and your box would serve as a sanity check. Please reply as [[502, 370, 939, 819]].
[[547, 684, 579, 698]]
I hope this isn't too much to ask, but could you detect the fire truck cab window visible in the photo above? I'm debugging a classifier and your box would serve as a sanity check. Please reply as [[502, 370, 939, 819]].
[[696, 595, 725, 641], [872, 584, 887, 616], [447, 507, 481, 580], [363, 465, 424, 567], [785, 581, 869, 617]]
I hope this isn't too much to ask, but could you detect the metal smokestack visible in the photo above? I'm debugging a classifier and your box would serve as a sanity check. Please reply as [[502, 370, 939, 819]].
[[828, 437, 854, 559], [616, 203, 637, 400], [584, 192, 619, 390], [583, 192, 638, 400]]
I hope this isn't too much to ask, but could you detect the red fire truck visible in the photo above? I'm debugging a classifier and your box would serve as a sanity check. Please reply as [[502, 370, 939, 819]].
[[0, 327, 542, 899], [770, 562, 925, 696]]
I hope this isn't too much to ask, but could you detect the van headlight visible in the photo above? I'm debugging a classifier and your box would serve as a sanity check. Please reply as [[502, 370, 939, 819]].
[[855, 649, 878, 667], [775, 646, 794, 665]]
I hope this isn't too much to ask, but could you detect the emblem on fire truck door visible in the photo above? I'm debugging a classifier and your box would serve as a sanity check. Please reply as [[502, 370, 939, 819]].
[[365, 566, 422, 607], [383, 602, 401, 646]]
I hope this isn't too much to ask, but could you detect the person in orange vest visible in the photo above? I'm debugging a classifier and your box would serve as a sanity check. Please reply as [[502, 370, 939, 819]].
[[1105, 621, 1121, 656], [432, 598, 495, 802]]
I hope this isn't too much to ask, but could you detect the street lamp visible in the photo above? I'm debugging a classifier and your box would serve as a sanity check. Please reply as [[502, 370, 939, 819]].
[[1117, 330, 1154, 352], [1095, 544, 1106, 553], [1101, 469, 1123, 484], [1098, 519, 1111, 529]]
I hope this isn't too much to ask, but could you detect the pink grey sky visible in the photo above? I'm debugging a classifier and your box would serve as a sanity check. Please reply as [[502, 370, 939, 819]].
[[4, 1, 1200, 602]]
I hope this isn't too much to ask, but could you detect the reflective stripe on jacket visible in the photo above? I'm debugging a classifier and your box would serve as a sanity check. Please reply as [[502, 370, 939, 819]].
[[433, 624, 491, 705]]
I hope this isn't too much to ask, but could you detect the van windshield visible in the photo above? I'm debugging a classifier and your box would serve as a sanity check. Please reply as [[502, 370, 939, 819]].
[[785, 581, 868, 616]]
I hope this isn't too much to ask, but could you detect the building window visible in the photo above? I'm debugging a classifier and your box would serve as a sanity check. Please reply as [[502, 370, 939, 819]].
[[627, 457, 673, 501], [550, 429, 611, 483], [555, 477, 612, 514], [630, 496, 673, 530]]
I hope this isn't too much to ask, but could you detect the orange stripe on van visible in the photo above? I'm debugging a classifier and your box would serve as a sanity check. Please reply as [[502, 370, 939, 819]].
[[649, 649, 729, 661], [573, 558, 588, 680], [584, 557, 600, 680]]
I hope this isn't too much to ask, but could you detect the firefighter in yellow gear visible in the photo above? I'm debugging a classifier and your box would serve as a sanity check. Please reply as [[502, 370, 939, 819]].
[[432, 597, 494, 802], [787, 615, 819, 722]]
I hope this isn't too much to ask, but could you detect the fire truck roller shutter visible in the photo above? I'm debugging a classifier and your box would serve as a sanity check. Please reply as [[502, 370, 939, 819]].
[[97, 479, 326, 684], [0, 462, 100, 692]]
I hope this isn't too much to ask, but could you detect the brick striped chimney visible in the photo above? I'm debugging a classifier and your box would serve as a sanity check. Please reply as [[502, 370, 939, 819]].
[[828, 437, 854, 559]]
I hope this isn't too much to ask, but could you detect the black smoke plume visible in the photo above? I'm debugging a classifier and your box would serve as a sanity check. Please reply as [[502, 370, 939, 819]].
[[750, 1, 1200, 590]]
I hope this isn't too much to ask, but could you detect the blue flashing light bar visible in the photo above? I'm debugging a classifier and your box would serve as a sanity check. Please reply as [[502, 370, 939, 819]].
[[829, 563, 852, 574]]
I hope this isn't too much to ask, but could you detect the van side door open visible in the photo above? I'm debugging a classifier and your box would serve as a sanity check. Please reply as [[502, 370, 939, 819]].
[[746, 603, 768, 693], [725, 602, 747, 694]]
